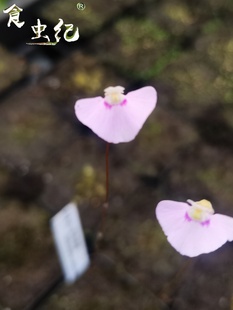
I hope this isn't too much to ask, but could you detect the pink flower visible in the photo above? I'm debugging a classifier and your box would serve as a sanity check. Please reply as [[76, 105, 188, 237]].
[[74, 86, 157, 143], [155, 199, 233, 257]]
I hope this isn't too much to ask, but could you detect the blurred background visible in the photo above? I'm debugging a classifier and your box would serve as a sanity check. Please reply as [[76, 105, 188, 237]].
[[0, 0, 233, 309]]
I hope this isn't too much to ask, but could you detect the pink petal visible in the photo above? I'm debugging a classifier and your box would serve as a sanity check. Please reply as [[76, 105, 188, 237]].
[[74, 86, 157, 144], [156, 200, 189, 236], [213, 214, 233, 241], [155, 200, 233, 257]]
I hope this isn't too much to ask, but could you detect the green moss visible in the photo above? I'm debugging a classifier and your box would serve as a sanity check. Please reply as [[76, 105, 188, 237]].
[[0, 60, 7, 74], [116, 18, 169, 53], [137, 220, 167, 255], [41, 1, 102, 35], [224, 90, 233, 104], [116, 17, 170, 55], [41, 0, 139, 37], [162, 3, 194, 25], [140, 119, 163, 144], [0, 226, 35, 266], [141, 47, 180, 79], [158, 52, 220, 112], [0, 204, 50, 268], [75, 164, 105, 207], [202, 19, 223, 34], [94, 17, 179, 79], [6, 112, 52, 145], [10, 126, 37, 143], [71, 68, 104, 95], [197, 167, 233, 201]]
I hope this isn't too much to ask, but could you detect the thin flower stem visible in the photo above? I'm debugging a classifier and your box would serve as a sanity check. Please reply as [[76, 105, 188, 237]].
[[98, 143, 110, 240], [105, 142, 110, 203]]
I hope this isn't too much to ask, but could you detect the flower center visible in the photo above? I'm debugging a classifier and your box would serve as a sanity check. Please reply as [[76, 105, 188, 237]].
[[104, 86, 126, 106], [186, 199, 214, 224]]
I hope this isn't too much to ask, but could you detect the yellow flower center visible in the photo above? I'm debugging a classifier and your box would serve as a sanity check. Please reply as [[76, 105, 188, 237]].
[[186, 199, 214, 223], [104, 86, 125, 106]]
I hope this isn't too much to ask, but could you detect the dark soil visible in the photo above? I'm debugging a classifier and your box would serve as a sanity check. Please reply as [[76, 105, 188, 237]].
[[0, 0, 232, 309]]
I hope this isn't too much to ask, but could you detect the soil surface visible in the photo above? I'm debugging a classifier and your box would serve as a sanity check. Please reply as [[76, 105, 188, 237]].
[[0, 0, 233, 309]]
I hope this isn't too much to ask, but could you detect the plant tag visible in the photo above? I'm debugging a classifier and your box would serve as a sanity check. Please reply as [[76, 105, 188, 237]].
[[51, 202, 90, 284]]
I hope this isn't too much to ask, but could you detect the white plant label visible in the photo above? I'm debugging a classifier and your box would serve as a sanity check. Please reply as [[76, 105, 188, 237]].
[[51, 202, 90, 284]]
